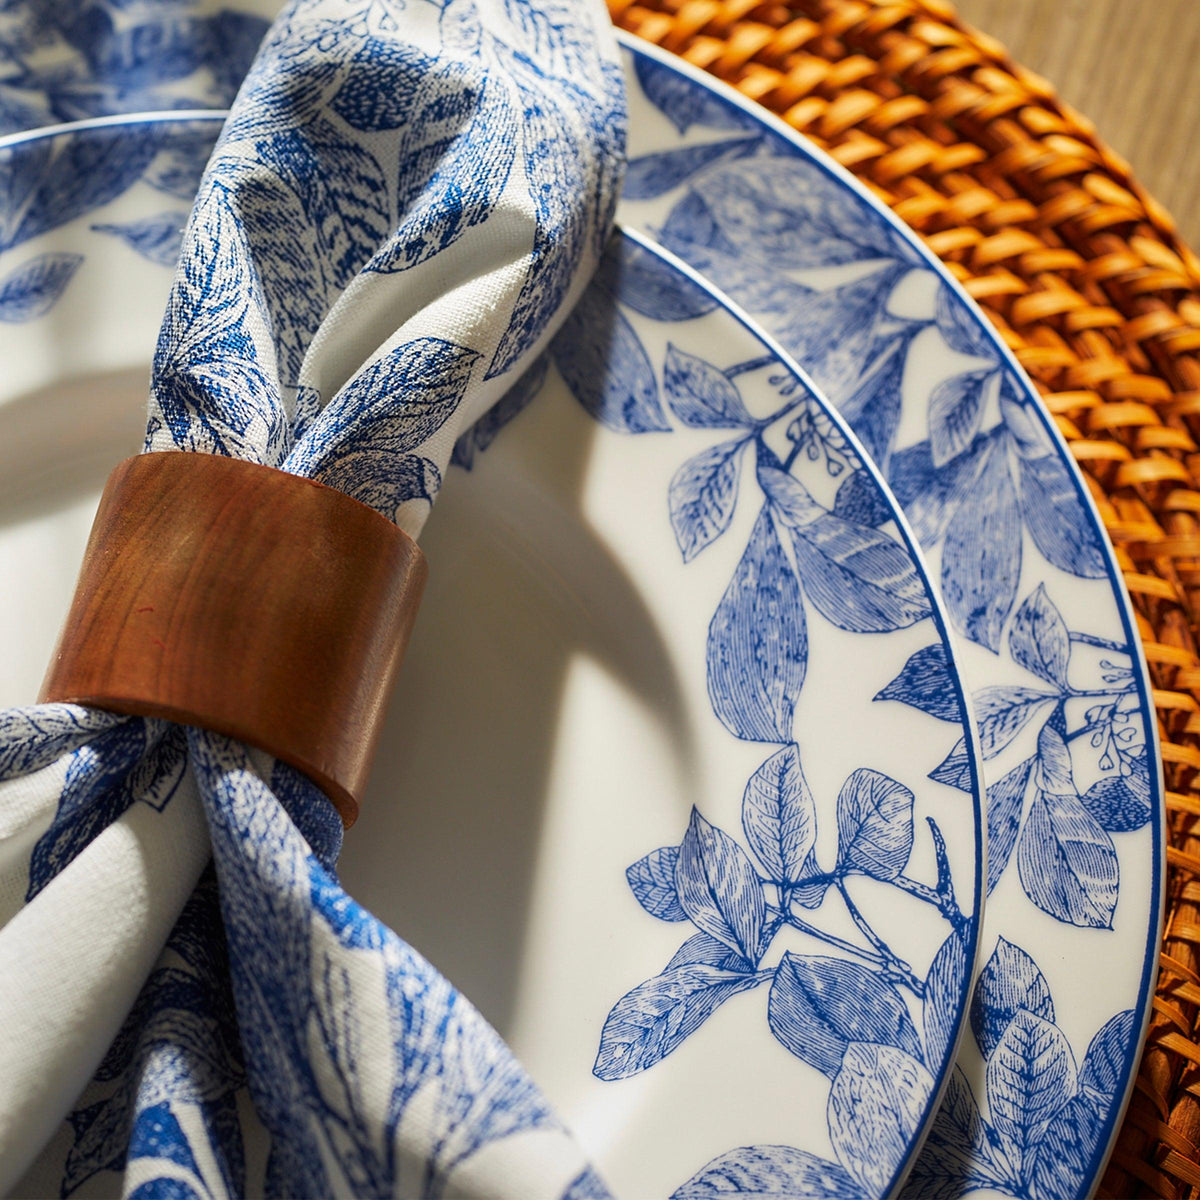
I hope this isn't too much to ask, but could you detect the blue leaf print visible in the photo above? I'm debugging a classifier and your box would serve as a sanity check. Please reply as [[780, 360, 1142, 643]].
[[766, 953, 923, 1078], [836, 768, 914, 881], [598, 236, 720, 322], [0, 704, 123, 780], [142, 128, 221, 202], [0, 251, 81, 322], [887, 431, 993, 546], [1003, 394, 1106, 579], [453, 353, 548, 470], [634, 53, 756, 134], [924, 931, 969, 1068], [676, 808, 767, 963], [1029, 1091, 1105, 1200], [902, 1068, 1002, 1200], [986, 757, 1035, 894], [93, 212, 186, 268], [1018, 782, 1119, 928], [760, 463, 932, 633], [941, 438, 1021, 651], [1080, 1009, 1135, 1095], [663, 344, 755, 428], [706, 507, 807, 743], [969, 937, 1055, 1058], [1081, 775, 1152, 833], [551, 276, 668, 433], [669, 437, 747, 563], [929, 368, 998, 469], [623, 137, 761, 201], [986, 1010, 1077, 1177], [839, 333, 911, 467], [974, 685, 1058, 759], [935, 283, 993, 359], [1037, 723, 1077, 795], [741, 744, 817, 885], [929, 738, 974, 793], [593, 964, 761, 1081], [671, 1145, 866, 1200], [627, 846, 687, 921], [1, 125, 158, 252], [874, 644, 962, 722], [1009, 584, 1071, 688], [329, 38, 433, 132], [832, 469, 892, 528], [288, 338, 477, 500], [666, 931, 750, 972], [828, 1043, 934, 1198]]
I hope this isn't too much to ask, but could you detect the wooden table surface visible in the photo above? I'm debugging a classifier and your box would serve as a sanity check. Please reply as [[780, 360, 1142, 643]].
[[955, 0, 1200, 249]]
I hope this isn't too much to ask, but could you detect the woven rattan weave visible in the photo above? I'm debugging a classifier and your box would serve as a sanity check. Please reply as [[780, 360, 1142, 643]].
[[605, 0, 1200, 1195]]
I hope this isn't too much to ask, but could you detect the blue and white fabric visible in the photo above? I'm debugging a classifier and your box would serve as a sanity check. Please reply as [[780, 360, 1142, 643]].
[[0, 1, 625, 1195]]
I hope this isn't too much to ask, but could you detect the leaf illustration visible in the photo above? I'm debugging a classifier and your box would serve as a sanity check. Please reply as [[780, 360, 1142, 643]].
[[1081, 774, 1152, 833], [941, 438, 1021, 651], [676, 808, 766, 963], [874, 643, 962, 722], [925, 931, 969, 1068], [1080, 1010, 1135, 1096], [928, 738, 975, 793], [1018, 787, 1119, 928], [663, 344, 755, 428], [300, 445, 441, 521], [986, 757, 1035, 894], [669, 437, 747, 562], [666, 931, 749, 972], [902, 1068, 1008, 1200], [974, 685, 1058, 759], [671, 1145, 866, 1200], [551, 278, 668, 433], [598, 237, 720, 321], [634, 53, 756, 134], [627, 846, 687, 921], [1037, 724, 1076, 795], [0, 705, 123, 782], [987, 1010, 1077, 1177], [832, 469, 892, 528], [92, 211, 186, 267], [838, 332, 910, 467], [1004, 398, 1107, 579], [828, 1043, 935, 1197], [935, 284, 994, 359], [741, 744, 817, 884], [1010, 584, 1071, 688], [0, 252, 81, 322], [142, 128, 221, 201], [836, 768, 914, 881], [593, 964, 760, 1080], [623, 137, 762, 201], [767, 953, 923, 1077], [888, 431, 994, 546], [929, 368, 998, 468], [706, 507, 807, 742], [969, 937, 1055, 1059], [1029, 1091, 1105, 1200], [760, 463, 932, 633], [453, 353, 548, 470]]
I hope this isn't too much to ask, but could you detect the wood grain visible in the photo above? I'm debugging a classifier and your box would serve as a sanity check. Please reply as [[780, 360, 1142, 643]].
[[955, 0, 1200, 248], [40, 453, 427, 827]]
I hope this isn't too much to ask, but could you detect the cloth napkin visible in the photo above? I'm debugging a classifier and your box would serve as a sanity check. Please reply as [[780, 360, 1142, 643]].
[[0, 2, 625, 1195]]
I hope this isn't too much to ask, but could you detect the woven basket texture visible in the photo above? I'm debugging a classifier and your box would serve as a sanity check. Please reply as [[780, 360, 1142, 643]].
[[604, 0, 1200, 1195]]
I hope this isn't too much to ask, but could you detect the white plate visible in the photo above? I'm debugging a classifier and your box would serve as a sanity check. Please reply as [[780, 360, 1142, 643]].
[[0, 117, 984, 1198], [615, 37, 1164, 1200]]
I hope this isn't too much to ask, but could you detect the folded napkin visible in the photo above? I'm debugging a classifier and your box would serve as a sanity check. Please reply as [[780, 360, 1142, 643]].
[[0, 2, 624, 1195]]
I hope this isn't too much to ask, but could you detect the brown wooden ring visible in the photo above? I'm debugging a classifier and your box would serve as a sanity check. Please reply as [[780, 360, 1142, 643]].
[[39, 452, 428, 827]]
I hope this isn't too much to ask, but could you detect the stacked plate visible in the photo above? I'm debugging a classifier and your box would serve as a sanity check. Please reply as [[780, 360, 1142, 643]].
[[0, 7, 1162, 1199]]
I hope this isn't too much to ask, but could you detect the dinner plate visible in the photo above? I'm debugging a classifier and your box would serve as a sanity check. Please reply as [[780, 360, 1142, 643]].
[[0, 118, 985, 1197], [614, 36, 1164, 1200]]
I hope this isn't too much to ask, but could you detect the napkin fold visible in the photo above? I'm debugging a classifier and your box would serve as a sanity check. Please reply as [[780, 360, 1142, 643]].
[[0, 1, 625, 1194]]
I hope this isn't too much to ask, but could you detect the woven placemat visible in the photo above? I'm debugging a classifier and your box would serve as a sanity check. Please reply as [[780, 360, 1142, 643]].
[[604, 0, 1200, 1196]]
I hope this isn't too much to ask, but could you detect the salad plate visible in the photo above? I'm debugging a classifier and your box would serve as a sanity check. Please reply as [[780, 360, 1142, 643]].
[[615, 35, 1164, 1200], [0, 116, 984, 1197]]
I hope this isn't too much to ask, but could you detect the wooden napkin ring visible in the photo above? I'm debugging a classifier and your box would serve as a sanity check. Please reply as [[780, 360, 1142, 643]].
[[39, 452, 427, 827]]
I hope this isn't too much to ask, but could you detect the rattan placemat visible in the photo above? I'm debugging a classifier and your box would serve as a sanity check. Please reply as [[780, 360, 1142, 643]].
[[605, 1, 1200, 1195]]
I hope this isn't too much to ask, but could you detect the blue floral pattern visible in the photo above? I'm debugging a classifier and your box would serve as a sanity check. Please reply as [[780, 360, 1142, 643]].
[[615, 41, 1161, 1200], [0, 0, 626, 1194]]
